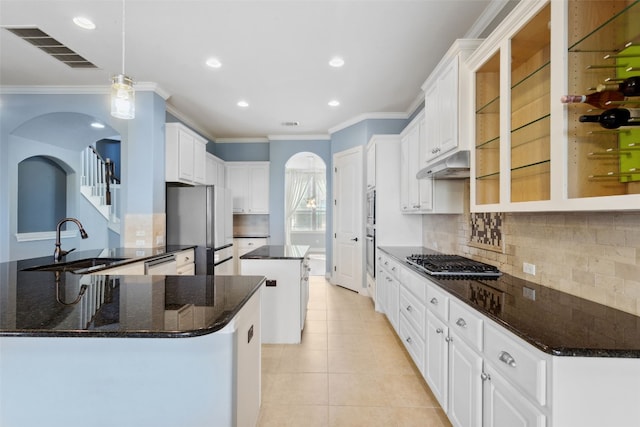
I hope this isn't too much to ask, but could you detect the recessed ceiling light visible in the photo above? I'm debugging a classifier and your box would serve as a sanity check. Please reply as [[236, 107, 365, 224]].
[[237, 100, 249, 108], [328, 100, 340, 107], [90, 122, 105, 129], [206, 58, 222, 68], [329, 57, 345, 68], [73, 17, 96, 30]]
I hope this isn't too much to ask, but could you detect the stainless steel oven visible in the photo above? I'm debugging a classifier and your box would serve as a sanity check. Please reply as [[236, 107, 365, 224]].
[[366, 225, 375, 278], [366, 189, 375, 227]]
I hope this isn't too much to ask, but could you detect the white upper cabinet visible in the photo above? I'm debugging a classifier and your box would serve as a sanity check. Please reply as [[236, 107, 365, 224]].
[[165, 122, 208, 186], [469, 0, 640, 212], [400, 112, 464, 214], [205, 153, 226, 187], [226, 162, 270, 214], [421, 39, 483, 167]]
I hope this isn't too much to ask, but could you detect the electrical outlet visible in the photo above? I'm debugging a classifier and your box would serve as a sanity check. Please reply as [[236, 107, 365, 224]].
[[523, 262, 536, 275]]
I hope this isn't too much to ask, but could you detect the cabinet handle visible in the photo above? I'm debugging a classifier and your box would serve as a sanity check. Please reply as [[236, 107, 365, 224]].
[[406, 305, 412, 312], [445, 336, 452, 343], [405, 336, 412, 344], [430, 297, 438, 305], [391, 266, 396, 271], [480, 372, 491, 381], [384, 261, 388, 266], [498, 351, 517, 368], [456, 318, 467, 328], [436, 328, 443, 334]]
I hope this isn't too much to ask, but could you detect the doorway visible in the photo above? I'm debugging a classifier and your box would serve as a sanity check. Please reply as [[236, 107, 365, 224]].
[[284, 152, 327, 276]]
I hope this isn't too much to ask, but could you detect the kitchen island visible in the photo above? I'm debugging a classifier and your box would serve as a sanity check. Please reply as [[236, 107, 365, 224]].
[[240, 245, 309, 343], [0, 251, 265, 427]]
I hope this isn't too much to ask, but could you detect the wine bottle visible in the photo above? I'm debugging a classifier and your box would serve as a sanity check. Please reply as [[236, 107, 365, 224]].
[[597, 76, 640, 97], [579, 108, 640, 129], [561, 91, 625, 109]]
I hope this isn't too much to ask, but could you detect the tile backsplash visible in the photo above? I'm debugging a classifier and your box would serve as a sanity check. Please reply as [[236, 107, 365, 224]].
[[423, 210, 640, 316]]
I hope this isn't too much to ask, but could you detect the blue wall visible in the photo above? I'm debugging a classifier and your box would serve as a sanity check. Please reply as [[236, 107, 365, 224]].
[[213, 142, 270, 161]]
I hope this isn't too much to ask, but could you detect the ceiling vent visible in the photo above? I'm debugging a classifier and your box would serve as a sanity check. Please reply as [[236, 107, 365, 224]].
[[281, 121, 300, 127], [4, 27, 97, 68]]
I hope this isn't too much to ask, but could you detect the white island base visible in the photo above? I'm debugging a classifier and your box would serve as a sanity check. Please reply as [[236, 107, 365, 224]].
[[0, 290, 261, 427]]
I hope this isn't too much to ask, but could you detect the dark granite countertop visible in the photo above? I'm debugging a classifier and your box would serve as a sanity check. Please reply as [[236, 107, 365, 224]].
[[17, 245, 197, 274], [240, 245, 309, 260], [0, 247, 265, 338], [379, 246, 640, 358]]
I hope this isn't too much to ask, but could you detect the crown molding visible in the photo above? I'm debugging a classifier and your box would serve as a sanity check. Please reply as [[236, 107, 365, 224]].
[[328, 112, 409, 135], [0, 81, 170, 99], [214, 137, 270, 144], [464, 0, 513, 38], [268, 134, 331, 141], [165, 103, 217, 142]]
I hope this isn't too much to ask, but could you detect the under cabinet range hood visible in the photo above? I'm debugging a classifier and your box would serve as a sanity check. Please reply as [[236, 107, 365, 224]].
[[416, 150, 470, 179]]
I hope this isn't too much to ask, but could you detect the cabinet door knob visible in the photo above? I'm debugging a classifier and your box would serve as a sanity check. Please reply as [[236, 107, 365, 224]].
[[480, 372, 491, 381], [436, 328, 443, 334], [405, 336, 412, 344], [498, 351, 517, 368], [351, 237, 359, 242], [430, 297, 438, 305], [406, 305, 412, 312], [456, 318, 467, 328], [445, 336, 452, 343]]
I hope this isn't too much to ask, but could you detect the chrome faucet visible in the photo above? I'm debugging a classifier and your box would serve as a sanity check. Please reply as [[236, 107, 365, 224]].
[[54, 218, 89, 262]]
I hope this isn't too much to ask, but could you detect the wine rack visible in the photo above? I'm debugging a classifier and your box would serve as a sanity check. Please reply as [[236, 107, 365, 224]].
[[567, 0, 640, 199]]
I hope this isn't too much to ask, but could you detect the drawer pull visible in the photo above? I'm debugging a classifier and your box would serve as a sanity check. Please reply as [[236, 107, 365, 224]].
[[406, 305, 413, 312], [391, 266, 396, 271], [430, 297, 438, 305], [480, 372, 491, 381], [498, 351, 517, 368], [456, 318, 467, 328], [406, 336, 412, 344], [436, 328, 443, 334]]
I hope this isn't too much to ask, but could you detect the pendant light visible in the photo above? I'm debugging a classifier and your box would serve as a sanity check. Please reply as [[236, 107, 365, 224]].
[[111, 0, 135, 119]]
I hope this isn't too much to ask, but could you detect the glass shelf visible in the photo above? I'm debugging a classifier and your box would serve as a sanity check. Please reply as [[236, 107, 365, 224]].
[[512, 61, 551, 91], [476, 171, 500, 180], [477, 136, 500, 149], [569, 1, 640, 53], [511, 159, 550, 173], [476, 96, 500, 114]]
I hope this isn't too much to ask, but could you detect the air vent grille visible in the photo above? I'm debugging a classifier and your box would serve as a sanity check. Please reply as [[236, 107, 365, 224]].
[[281, 121, 300, 127], [4, 27, 98, 69]]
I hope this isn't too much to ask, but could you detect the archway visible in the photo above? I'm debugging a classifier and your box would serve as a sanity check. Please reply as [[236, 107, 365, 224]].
[[284, 152, 327, 275]]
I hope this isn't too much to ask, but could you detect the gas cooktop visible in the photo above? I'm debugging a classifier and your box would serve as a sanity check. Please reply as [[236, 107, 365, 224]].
[[405, 254, 502, 279]]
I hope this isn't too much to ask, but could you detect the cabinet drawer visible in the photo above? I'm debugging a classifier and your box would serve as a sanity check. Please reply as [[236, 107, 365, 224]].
[[175, 249, 194, 267], [382, 257, 401, 279], [176, 263, 195, 276], [449, 297, 483, 352], [399, 314, 425, 374], [400, 267, 427, 302], [484, 322, 547, 406], [426, 282, 449, 321], [399, 286, 426, 339]]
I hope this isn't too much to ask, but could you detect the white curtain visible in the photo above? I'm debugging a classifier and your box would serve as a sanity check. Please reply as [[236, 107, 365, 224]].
[[285, 170, 310, 245]]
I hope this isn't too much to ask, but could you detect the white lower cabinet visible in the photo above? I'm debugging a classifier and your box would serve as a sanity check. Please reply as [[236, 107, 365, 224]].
[[425, 310, 449, 409], [448, 334, 483, 427], [378, 249, 640, 427], [482, 363, 546, 427]]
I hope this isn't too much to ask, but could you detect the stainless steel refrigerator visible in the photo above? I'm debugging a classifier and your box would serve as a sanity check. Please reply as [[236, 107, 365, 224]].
[[166, 185, 234, 275]]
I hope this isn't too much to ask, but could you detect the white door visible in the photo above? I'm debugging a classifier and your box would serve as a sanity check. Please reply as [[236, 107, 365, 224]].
[[332, 146, 363, 293]]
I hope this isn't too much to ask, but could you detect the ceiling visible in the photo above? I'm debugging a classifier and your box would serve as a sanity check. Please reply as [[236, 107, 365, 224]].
[[0, 0, 502, 141]]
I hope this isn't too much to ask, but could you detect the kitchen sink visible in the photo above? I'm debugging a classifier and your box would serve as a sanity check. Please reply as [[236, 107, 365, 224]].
[[22, 257, 128, 273]]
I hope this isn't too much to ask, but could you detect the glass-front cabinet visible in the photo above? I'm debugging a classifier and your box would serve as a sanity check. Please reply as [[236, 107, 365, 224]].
[[469, 0, 640, 211]]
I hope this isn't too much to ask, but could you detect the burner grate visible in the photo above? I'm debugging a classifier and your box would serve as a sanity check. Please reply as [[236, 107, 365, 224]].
[[406, 254, 501, 278]]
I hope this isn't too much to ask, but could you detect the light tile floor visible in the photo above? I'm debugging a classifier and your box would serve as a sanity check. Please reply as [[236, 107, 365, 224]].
[[257, 276, 452, 427]]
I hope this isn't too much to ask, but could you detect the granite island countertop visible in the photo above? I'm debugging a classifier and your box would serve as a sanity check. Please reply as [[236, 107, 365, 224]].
[[379, 246, 640, 358], [240, 244, 310, 260], [0, 247, 265, 338]]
